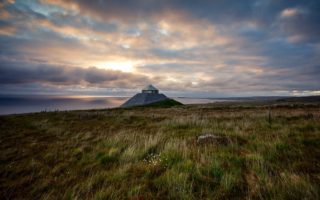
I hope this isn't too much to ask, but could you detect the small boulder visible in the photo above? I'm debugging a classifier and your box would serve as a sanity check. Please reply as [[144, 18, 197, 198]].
[[197, 134, 229, 145]]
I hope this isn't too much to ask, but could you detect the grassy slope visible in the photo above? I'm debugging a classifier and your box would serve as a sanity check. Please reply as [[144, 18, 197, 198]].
[[132, 99, 183, 108], [0, 102, 319, 199]]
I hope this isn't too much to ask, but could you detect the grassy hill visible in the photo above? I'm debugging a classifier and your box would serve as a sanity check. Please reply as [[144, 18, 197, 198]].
[[132, 98, 183, 108], [0, 101, 319, 199]]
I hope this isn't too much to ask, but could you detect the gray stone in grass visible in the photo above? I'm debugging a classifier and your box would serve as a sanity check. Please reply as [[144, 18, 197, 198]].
[[197, 134, 229, 145]]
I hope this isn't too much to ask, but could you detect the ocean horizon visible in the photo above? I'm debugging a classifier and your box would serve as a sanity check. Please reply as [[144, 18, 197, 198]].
[[0, 95, 233, 115]]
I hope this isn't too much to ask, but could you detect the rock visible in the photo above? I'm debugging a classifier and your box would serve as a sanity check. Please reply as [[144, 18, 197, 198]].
[[197, 134, 229, 145]]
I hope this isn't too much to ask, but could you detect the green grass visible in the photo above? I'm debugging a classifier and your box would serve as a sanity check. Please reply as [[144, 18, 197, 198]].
[[129, 98, 183, 108], [0, 102, 319, 199]]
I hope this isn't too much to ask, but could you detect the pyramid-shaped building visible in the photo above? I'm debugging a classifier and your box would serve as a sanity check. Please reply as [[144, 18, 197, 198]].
[[121, 85, 169, 107]]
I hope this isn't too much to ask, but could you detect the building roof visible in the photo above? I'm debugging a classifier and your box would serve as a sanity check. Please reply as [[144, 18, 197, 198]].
[[121, 84, 168, 107], [142, 84, 158, 91], [121, 93, 168, 107]]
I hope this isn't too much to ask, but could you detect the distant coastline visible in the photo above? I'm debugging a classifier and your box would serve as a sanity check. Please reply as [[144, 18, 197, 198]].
[[1, 95, 319, 115]]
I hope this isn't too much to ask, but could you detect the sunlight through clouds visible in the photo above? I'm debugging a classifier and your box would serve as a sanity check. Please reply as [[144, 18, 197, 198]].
[[94, 60, 135, 73], [0, 0, 319, 96]]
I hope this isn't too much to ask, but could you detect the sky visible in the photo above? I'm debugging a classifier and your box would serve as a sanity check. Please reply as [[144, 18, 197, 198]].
[[0, 0, 319, 97]]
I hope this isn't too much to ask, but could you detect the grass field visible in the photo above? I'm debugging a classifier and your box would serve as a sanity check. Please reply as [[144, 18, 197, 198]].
[[0, 101, 319, 199]]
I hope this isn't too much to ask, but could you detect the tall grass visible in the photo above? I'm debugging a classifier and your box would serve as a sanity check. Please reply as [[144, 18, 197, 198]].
[[0, 102, 319, 199]]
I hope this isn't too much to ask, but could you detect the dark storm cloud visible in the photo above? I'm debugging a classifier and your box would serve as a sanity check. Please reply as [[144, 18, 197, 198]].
[[47, 12, 118, 33], [277, 3, 320, 43], [0, 20, 11, 28], [65, 0, 320, 41], [69, 0, 167, 22], [0, 60, 149, 88], [71, 0, 257, 23], [4, 1, 46, 21]]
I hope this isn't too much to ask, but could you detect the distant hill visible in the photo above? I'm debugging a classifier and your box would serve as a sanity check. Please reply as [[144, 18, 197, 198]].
[[277, 95, 320, 102], [177, 95, 320, 103]]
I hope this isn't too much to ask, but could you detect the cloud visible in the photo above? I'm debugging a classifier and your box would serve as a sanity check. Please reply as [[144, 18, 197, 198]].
[[0, 0, 319, 96], [0, 20, 16, 35], [281, 8, 304, 18], [0, 60, 150, 88], [278, 6, 320, 43]]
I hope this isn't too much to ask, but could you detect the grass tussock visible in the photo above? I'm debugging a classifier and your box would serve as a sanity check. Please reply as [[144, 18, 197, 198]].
[[0, 102, 319, 199]]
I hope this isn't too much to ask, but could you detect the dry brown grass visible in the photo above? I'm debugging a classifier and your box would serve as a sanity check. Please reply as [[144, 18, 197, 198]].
[[0, 102, 319, 199]]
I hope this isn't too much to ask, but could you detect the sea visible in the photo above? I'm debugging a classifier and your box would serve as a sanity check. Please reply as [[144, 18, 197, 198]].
[[0, 95, 233, 115]]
